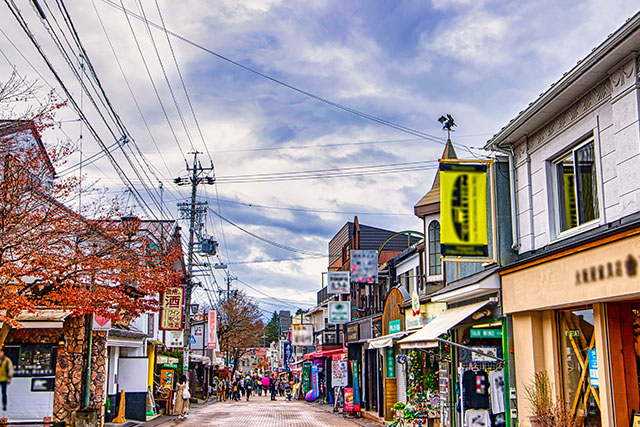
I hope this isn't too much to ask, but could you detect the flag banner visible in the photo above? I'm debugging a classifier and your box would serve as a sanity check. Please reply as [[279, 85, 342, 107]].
[[159, 286, 184, 331], [292, 324, 314, 346], [440, 162, 489, 257], [327, 271, 350, 294], [207, 311, 217, 349], [328, 301, 351, 324], [351, 250, 378, 283]]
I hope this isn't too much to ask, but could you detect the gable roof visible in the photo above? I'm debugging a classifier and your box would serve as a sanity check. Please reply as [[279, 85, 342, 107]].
[[414, 140, 457, 217]]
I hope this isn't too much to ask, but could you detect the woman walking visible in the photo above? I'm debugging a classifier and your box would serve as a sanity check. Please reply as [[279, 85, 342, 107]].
[[174, 375, 190, 420]]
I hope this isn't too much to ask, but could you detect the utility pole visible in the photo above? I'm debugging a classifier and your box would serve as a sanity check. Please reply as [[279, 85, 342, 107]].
[[175, 151, 215, 378]]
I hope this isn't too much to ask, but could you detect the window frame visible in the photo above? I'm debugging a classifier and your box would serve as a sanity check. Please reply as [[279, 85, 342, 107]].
[[427, 220, 441, 277], [552, 137, 601, 239]]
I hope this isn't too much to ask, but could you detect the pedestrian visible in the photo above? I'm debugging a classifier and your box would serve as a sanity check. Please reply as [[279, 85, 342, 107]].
[[245, 375, 253, 401], [278, 378, 285, 397], [174, 375, 190, 420], [0, 349, 12, 411], [269, 375, 277, 401], [261, 375, 270, 397]]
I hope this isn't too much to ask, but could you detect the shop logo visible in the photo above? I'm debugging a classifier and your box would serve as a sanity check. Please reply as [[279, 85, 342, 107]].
[[575, 254, 638, 285]]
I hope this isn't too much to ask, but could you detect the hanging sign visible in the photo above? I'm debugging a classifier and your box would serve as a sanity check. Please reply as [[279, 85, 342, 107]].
[[207, 311, 218, 349], [385, 347, 396, 379], [167, 330, 183, 348], [351, 250, 378, 283], [159, 287, 184, 331], [284, 342, 292, 371], [328, 301, 351, 324], [292, 324, 314, 346], [327, 271, 351, 294], [332, 359, 348, 387], [92, 314, 111, 331], [440, 162, 488, 257]]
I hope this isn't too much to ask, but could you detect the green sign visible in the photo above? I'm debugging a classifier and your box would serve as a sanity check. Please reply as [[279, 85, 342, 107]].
[[302, 363, 311, 394], [385, 347, 396, 379], [162, 363, 178, 369], [389, 319, 402, 334], [328, 301, 351, 324], [470, 328, 502, 339], [566, 329, 580, 338]]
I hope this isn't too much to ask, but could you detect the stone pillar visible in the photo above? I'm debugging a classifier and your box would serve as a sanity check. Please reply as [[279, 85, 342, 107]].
[[53, 316, 108, 426]]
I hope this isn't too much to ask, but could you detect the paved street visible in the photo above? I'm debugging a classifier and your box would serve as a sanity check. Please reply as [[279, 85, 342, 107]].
[[156, 395, 377, 427]]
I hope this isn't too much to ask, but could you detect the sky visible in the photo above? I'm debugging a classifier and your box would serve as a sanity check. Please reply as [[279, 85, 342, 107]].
[[1, 0, 638, 317]]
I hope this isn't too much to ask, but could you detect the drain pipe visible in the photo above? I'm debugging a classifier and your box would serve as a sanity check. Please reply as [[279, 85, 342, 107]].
[[83, 313, 94, 408], [491, 145, 520, 251]]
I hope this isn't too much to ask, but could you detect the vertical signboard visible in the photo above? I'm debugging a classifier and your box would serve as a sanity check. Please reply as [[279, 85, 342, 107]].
[[440, 162, 489, 257], [159, 287, 184, 331], [352, 360, 361, 410], [351, 250, 378, 284], [292, 324, 314, 346], [385, 347, 396, 378], [311, 363, 320, 398], [283, 342, 292, 371], [327, 271, 351, 294], [328, 301, 351, 324], [588, 349, 599, 387], [331, 359, 348, 387], [207, 311, 217, 349], [302, 363, 311, 394]]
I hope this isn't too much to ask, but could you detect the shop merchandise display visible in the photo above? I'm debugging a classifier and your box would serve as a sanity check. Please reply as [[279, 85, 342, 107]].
[[460, 362, 506, 427]]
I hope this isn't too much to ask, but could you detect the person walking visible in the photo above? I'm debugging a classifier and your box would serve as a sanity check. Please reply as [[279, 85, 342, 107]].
[[261, 375, 270, 397], [0, 349, 13, 411], [245, 375, 253, 401], [174, 375, 190, 420], [269, 375, 277, 401]]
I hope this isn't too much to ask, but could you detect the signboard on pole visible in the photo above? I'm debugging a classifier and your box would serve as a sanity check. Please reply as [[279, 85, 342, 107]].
[[292, 324, 314, 347], [283, 342, 292, 371], [440, 162, 488, 257], [327, 271, 350, 294], [331, 359, 348, 387], [351, 250, 378, 284], [92, 315, 111, 331], [207, 311, 218, 349], [167, 330, 183, 348], [328, 301, 351, 324], [159, 287, 185, 331]]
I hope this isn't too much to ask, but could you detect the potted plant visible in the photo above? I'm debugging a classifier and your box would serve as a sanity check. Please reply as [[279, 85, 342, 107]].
[[524, 371, 553, 426]]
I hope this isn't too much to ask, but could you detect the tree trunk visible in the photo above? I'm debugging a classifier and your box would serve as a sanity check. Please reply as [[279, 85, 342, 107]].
[[0, 322, 12, 348]]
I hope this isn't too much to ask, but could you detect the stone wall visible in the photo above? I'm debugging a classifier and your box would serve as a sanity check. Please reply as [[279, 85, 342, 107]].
[[8, 315, 108, 426]]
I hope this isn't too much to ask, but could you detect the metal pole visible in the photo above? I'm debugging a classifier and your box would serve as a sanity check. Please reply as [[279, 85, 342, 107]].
[[184, 152, 199, 377]]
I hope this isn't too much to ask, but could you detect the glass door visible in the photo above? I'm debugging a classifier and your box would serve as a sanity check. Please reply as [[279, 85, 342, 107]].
[[558, 308, 602, 426]]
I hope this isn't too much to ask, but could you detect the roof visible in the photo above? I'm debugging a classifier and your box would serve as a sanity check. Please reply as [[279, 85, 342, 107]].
[[430, 266, 499, 297], [108, 325, 148, 340], [485, 11, 640, 150], [414, 140, 457, 216]]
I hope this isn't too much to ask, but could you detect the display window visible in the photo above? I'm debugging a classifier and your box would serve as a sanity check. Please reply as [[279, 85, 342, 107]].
[[557, 307, 602, 426], [5, 344, 56, 377]]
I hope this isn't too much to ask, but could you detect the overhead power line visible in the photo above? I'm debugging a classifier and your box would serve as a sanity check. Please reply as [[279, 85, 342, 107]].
[[99, 0, 453, 146]]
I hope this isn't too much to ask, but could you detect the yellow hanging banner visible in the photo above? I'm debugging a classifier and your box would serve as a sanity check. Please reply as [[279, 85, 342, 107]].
[[440, 162, 488, 257]]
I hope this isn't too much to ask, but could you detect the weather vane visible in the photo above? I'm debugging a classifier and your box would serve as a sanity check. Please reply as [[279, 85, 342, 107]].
[[438, 114, 456, 141]]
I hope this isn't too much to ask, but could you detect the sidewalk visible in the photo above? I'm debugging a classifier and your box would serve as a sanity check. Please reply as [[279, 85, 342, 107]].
[[310, 400, 384, 427], [105, 398, 218, 427]]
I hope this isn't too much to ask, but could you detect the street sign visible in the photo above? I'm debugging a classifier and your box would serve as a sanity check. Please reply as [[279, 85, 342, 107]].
[[327, 271, 350, 294], [189, 335, 196, 345], [328, 301, 350, 324]]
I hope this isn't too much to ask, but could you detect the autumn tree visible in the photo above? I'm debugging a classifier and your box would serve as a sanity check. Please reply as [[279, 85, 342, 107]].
[[0, 71, 181, 346], [216, 291, 264, 376]]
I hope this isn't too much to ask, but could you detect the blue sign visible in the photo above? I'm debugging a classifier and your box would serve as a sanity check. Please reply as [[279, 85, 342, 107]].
[[311, 364, 319, 398], [588, 349, 598, 387], [189, 335, 196, 344], [283, 342, 292, 372]]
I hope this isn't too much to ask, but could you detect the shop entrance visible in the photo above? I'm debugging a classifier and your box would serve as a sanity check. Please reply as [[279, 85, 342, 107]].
[[557, 307, 602, 426]]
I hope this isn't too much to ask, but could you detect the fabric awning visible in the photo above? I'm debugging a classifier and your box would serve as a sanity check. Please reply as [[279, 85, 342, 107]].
[[398, 301, 491, 349], [303, 348, 347, 360], [366, 331, 411, 349], [156, 354, 179, 365], [189, 353, 212, 365], [289, 359, 306, 367]]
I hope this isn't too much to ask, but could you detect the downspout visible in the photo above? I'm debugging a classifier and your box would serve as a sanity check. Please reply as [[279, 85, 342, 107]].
[[491, 145, 520, 251], [83, 313, 94, 408]]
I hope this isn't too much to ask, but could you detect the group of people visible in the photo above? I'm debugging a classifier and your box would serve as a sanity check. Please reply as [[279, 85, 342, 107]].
[[215, 372, 293, 402]]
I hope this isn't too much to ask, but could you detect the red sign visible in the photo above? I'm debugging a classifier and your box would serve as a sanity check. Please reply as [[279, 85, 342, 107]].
[[207, 311, 217, 349], [344, 388, 355, 411], [159, 287, 184, 331]]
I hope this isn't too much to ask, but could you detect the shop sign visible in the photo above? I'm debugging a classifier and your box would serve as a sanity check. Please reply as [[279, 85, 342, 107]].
[[440, 162, 488, 257], [470, 346, 497, 362], [389, 319, 402, 334], [207, 311, 218, 349], [352, 360, 361, 409], [575, 254, 639, 285], [328, 301, 350, 324], [344, 388, 355, 411], [346, 323, 359, 343], [351, 250, 378, 284], [167, 330, 183, 348], [162, 363, 177, 369], [331, 359, 348, 387], [470, 328, 502, 339], [159, 286, 184, 331], [194, 324, 203, 336], [566, 329, 580, 338], [310, 363, 320, 399], [327, 271, 351, 294], [292, 324, 314, 346], [283, 342, 292, 372], [588, 349, 599, 387], [302, 364, 311, 393], [92, 314, 111, 331], [385, 347, 396, 379]]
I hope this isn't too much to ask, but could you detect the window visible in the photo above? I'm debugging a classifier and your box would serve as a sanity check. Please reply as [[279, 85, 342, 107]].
[[555, 139, 599, 233], [428, 221, 441, 275]]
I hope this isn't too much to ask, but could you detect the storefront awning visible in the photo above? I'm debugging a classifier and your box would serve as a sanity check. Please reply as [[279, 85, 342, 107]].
[[189, 353, 212, 366], [11, 309, 72, 329], [398, 301, 490, 349], [156, 354, 179, 365], [289, 359, 306, 367], [303, 348, 346, 360], [366, 331, 411, 349]]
